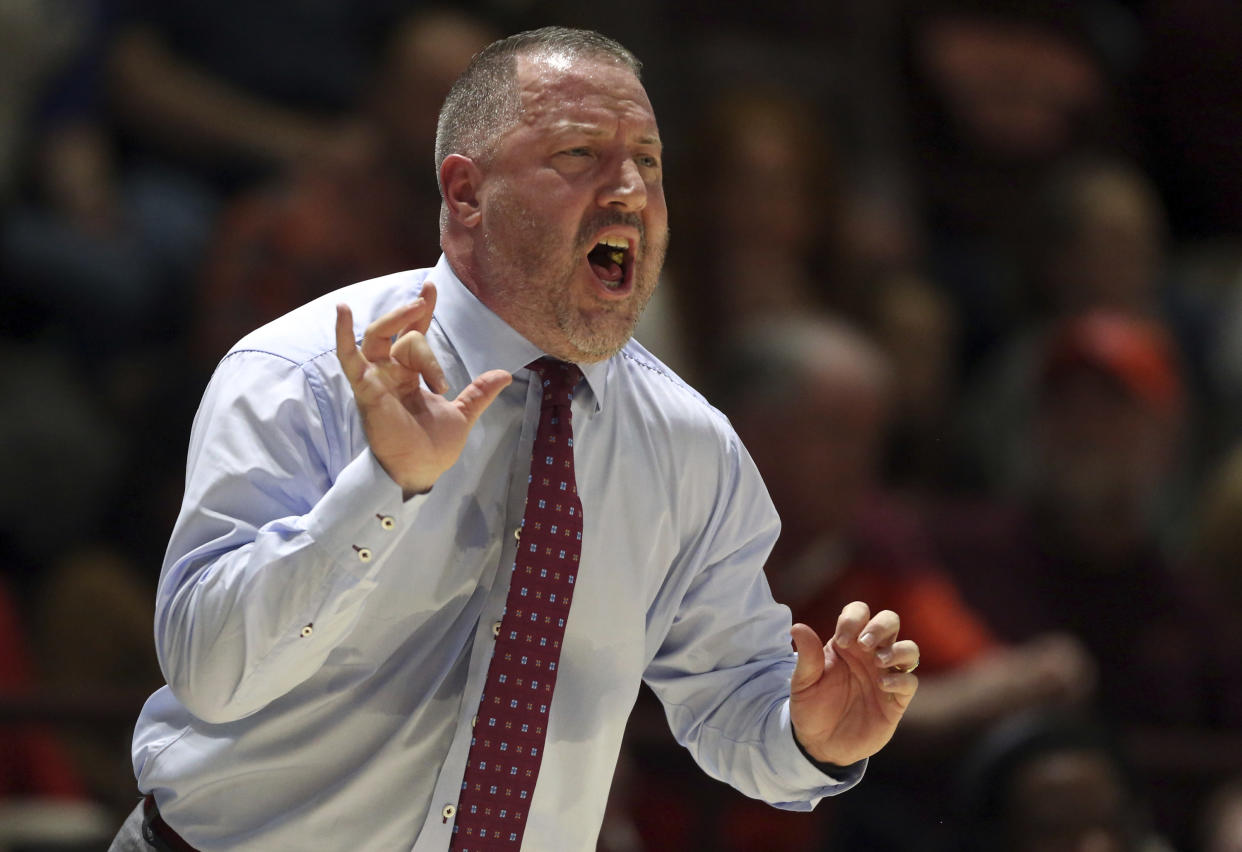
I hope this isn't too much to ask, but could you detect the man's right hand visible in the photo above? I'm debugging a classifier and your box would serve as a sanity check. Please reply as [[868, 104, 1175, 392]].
[[335, 282, 512, 498]]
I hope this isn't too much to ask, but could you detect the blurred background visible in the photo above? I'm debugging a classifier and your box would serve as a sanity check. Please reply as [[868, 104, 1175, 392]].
[[1, 0, 1241, 849]]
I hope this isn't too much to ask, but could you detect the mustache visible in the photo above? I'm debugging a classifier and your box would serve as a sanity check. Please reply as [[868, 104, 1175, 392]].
[[576, 211, 645, 250]]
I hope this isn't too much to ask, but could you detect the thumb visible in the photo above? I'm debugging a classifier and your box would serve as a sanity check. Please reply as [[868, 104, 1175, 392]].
[[454, 369, 513, 426], [790, 622, 826, 694]]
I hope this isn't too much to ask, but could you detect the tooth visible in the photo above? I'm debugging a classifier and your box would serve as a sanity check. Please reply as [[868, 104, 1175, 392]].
[[609, 249, 624, 265], [599, 236, 630, 250]]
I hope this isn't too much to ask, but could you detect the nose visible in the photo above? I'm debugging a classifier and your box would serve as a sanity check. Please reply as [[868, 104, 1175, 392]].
[[598, 156, 647, 211]]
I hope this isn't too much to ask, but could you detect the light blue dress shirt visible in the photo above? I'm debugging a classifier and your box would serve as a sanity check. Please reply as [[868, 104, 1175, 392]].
[[131, 255, 861, 851]]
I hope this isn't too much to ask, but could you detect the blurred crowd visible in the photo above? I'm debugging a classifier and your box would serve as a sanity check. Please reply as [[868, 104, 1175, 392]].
[[2, 0, 1241, 850]]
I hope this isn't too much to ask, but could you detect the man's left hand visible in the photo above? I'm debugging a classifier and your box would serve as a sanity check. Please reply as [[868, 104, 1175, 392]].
[[789, 601, 919, 767]]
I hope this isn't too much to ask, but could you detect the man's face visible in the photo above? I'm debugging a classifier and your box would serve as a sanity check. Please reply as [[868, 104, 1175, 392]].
[[472, 54, 669, 363]]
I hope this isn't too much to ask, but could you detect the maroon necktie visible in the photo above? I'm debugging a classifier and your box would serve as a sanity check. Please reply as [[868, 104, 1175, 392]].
[[450, 358, 584, 850]]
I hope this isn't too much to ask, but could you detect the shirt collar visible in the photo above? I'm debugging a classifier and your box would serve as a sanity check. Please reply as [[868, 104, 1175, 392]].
[[430, 254, 610, 412]]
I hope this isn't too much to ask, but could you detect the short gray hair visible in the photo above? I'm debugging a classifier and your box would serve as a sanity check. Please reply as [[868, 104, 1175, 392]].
[[433, 26, 642, 188]]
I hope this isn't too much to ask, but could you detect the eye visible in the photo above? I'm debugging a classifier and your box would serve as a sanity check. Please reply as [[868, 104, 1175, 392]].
[[560, 146, 594, 158], [636, 154, 661, 169]]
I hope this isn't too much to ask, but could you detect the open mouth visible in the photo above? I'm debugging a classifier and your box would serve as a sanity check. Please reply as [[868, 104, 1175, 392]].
[[586, 235, 634, 292]]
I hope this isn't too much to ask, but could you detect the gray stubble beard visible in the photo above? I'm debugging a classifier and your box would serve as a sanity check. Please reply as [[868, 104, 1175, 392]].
[[484, 186, 669, 362]]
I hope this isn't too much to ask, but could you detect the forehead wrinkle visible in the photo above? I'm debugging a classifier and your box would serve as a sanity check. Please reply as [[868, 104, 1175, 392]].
[[543, 117, 662, 145], [548, 120, 610, 137], [521, 101, 663, 152]]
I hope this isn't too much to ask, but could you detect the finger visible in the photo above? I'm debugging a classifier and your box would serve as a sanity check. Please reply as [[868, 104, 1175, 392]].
[[832, 601, 872, 649], [454, 369, 513, 426], [360, 297, 431, 363], [399, 281, 437, 337], [790, 622, 826, 694], [876, 639, 919, 670], [857, 609, 901, 652], [335, 304, 365, 383], [389, 330, 448, 394], [879, 670, 919, 697]]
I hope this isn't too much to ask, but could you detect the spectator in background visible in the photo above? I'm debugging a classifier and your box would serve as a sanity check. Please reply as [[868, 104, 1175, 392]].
[[929, 311, 1226, 847], [100, 0, 415, 332], [955, 157, 1203, 495], [0, 576, 85, 804], [957, 713, 1171, 852], [0, 0, 172, 353], [932, 312, 1199, 727], [0, 307, 165, 824], [192, 9, 497, 367], [647, 86, 843, 384], [34, 546, 163, 821], [0, 0, 92, 203], [902, 0, 1138, 371], [1022, 158, 1167, 319]]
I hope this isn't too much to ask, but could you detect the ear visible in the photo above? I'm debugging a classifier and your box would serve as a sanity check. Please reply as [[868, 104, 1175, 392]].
[[440, 154, 483, 228]]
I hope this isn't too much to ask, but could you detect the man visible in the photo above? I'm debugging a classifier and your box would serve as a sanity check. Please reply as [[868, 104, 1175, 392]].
[[111, 28, 919, 851]]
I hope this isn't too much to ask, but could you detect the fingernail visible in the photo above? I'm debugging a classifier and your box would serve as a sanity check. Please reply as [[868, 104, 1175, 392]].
[[859, 632, 876, 649], [881, 675, 898, 688], [877, 650, 893, 665], [835, 634, 850, 648]]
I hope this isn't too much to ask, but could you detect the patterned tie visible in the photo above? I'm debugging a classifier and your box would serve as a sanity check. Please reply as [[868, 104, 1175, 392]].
[[450, 358, 584, 851]]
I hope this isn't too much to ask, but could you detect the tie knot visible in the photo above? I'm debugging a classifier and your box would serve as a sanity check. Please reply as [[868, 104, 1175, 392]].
[[530, 358, 582, 408]]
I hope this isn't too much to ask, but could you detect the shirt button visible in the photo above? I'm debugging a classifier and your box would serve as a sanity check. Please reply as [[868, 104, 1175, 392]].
[[442, 804, 456, 821], [472, 714, 478, 727], [299, 624, 313, 638], [378, 515, 396, 531], [354, 546, 372, 563], [492, 621, 502, 638], [514, 527, 522, 541]]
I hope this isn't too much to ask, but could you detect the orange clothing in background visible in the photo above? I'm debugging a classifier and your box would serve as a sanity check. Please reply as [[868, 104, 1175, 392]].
[[783, 494, 998, 675]]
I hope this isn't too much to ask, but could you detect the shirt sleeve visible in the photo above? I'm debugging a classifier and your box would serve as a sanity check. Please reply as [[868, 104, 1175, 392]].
[[154, 348, 425, 724], [641, 431, 864, 809]]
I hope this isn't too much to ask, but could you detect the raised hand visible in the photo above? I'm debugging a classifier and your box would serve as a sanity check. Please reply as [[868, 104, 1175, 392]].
[[789, 602, 920, 767], [335, 282, 512, 497]]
